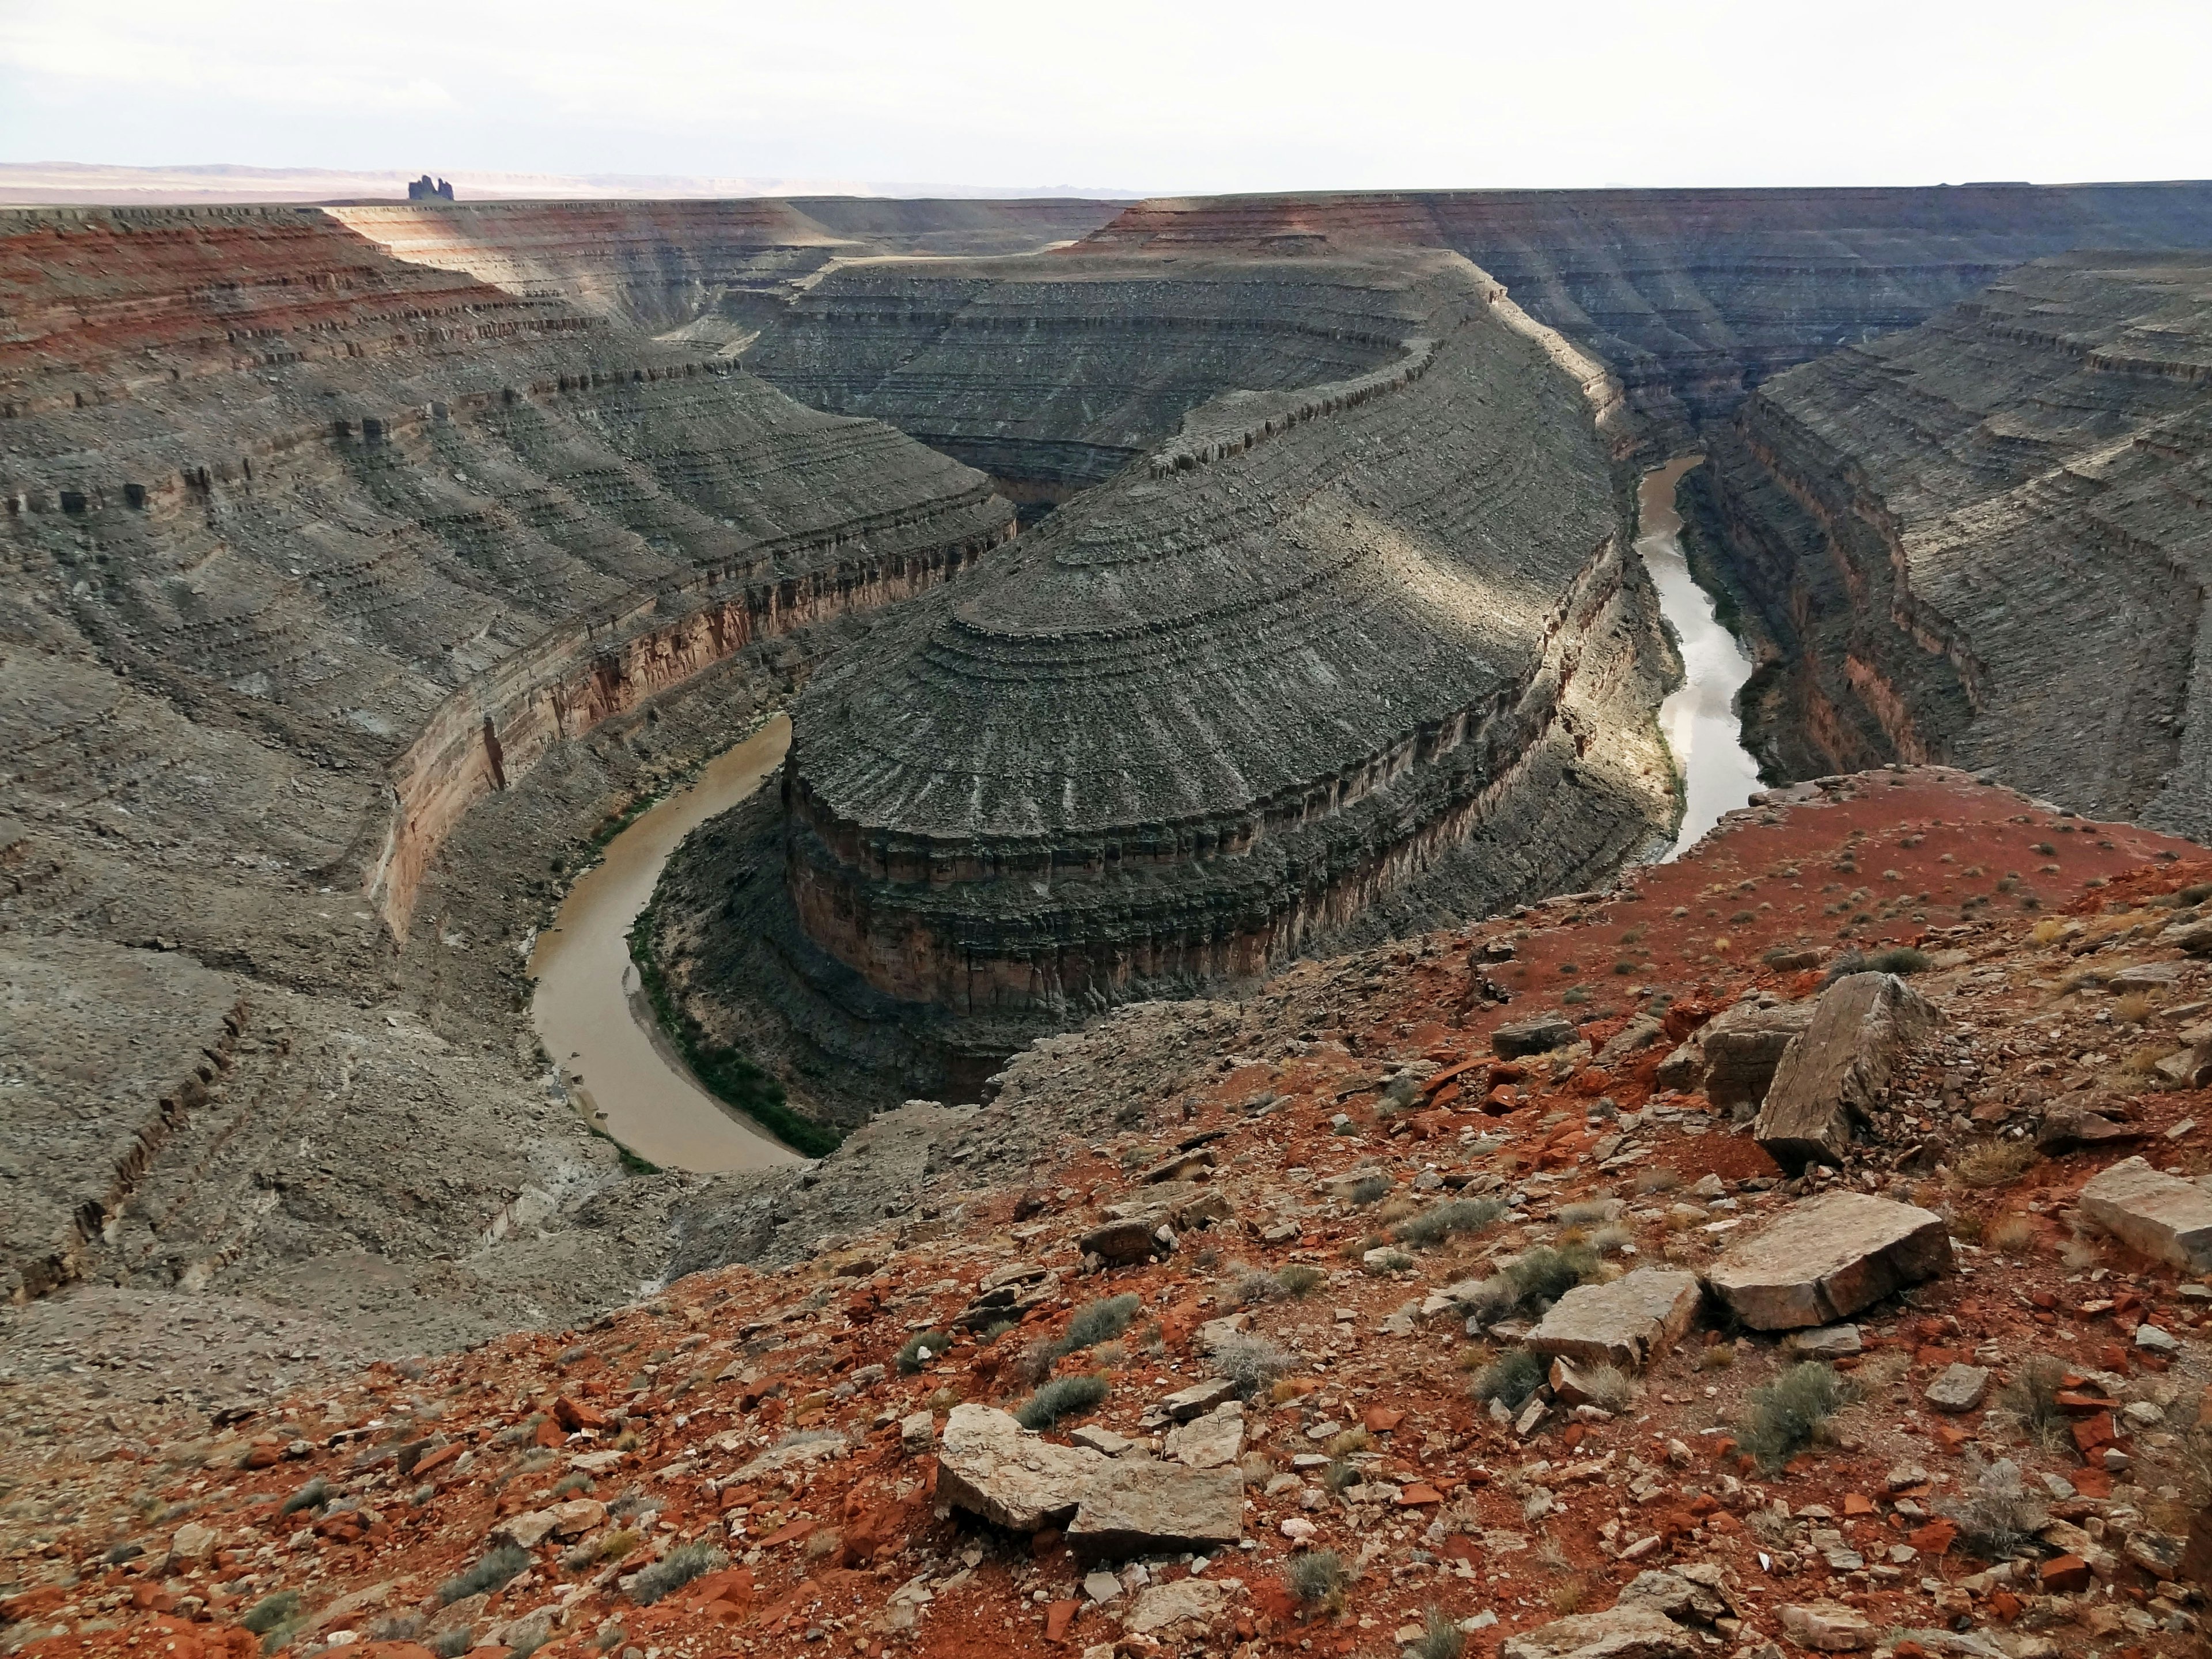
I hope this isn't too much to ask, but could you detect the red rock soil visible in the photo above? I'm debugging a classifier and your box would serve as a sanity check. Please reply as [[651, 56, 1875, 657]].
[[4, 766, 2209, 1659]]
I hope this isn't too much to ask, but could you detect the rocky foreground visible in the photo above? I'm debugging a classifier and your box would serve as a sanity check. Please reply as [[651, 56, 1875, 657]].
[[5, 764, 2212, 1659]]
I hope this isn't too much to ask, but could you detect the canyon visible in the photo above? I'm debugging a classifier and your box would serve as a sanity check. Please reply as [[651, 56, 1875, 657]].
[[5, 182, 2212, 1365]]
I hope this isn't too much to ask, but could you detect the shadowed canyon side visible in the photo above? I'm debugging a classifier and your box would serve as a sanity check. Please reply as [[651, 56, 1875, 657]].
[[1077, 184, 2212, 431], [324, 197, 1126, 336], [764, 247, 1676, 1038], [1684, 253, 2212, 835], [0, 204, 1013, 1315]]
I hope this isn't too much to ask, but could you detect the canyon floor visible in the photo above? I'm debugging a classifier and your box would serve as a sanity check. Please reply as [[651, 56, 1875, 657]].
[[5, 766, 2210, 1659]]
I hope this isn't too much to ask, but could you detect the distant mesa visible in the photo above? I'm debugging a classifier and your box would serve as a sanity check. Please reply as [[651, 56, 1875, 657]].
[[407, 173, 456, 201]]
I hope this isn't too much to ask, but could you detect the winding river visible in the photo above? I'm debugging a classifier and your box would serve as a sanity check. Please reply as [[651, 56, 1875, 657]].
[[529, 714, 800, 1172], [1637, 456, 1764, 857], [529, 461, 1760, 1173]]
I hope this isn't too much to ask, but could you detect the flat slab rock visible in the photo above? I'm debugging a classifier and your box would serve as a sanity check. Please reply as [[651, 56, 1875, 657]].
[[1494, 1015, 1578, 1059], [1778, 1602, 1878, 1650], [935, 1404, 1101, 1531], [1703, 1191, 1951, 1330], [1525, 1268, 1702, 1370], [1753, 972, 1940, 1173], [1065, 1456, 1244, 1560], [935, 1404, 1242, 1558], [1499, 1603, 1701, 1659], [2078, 1156, 2212, 1270]]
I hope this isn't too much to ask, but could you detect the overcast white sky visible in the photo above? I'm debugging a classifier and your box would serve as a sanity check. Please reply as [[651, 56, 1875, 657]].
[[2, 0, 2207, 195]]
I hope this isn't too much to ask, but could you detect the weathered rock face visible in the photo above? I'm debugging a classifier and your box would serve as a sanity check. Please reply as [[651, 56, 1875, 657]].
[[1753, 972, 1941, 1172], [1657, 995, 1813, 1111], [776, 247, 1676, 1023], [933, 1403, 1099, 1531], [0, 205, 1010, 1309], [742, 249, 1446, 503], [2077, 1156, 2212, 1270], [1690, 255, 2212, 831], [1081, 185, 2212, 430], [327, 198, 1124, 335], [1704, 1191, 1952, 1330], [1524, 1268, 1702, 1372]]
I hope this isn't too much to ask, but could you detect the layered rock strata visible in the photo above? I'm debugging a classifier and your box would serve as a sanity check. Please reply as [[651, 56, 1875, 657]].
[[1079, 185, 2212, 430], [740, 249, 1446, 506], [325, 197, 1124, 335], [777, 247, 1678, 1022], [1688, 254, 2212, 834], [0, 205, 1010, 1307]]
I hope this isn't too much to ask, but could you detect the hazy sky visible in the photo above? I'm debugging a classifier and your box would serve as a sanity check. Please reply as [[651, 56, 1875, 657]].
[[3, 0, 2208, 195]]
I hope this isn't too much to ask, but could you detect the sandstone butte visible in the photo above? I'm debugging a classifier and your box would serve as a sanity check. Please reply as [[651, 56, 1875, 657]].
[[3, 766, 2212, 1659], [7, 183, 2212, 1659]]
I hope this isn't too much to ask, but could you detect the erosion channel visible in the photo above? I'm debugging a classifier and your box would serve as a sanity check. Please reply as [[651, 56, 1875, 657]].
[[530, 714, 799, 1172]]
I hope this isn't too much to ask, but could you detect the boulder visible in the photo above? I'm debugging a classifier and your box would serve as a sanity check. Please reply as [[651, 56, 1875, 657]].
[[1525, 1268, 1702, 1371], [1753, 973, 1940, 1172], [934, 1404, 1099, 1532], [1779, 1324, 1861, 1361], [1494, 1015, 1578, 1059], [1066, 1459, 1243, 1560], [546, 1497, 604, 1538], [1164, 1407, 1244, 1469], [1777, 1603, 1876, 1651], [2036, 1104, 2143, 1153], [1160, 1378, 1238, 1421], [900, 1411, 935, 1456], [168, 1520, 219, 1567], [2077, 1156, 2212, 1270], [1703, 1191, 1951, 1330], [495, 1509, 560, 1549], [1924, 1363, 1991, 1414], [1076, 1220, 1162, 1267], [1125, 1579, 1229, 1636], [1703, 999, 1817, 1109], [1499, 1604, 1701, 1659]]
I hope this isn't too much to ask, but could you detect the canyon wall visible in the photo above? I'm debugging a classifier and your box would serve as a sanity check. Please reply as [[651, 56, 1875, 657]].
[[1079, 185, 2212, 431], [1689, 253, 2212, 834], [0, 204, 1013, 1306], [325, 198, 1125, 334], [772, 247, 1677, 1027], [738, 251, 1438, 504]]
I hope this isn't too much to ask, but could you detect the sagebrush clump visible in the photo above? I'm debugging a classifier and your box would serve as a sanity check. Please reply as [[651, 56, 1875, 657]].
[[1014, 1373, 1109, 1430], [627, 1540, 728, 1606], [1395, 1196, 1508, 1248], [438, 1543, 529, 1605], [1736, 1362, 1853, 1469]]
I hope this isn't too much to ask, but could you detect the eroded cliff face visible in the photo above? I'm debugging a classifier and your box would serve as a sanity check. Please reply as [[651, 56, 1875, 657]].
[[0, 205, 1012, 1315], [1690, 254, 2212, 832], [1080, 184, 2212, 431], [325, 197, 1126, 335], [770, 248, 1676, 1037], [738, 250, 1443, 508]]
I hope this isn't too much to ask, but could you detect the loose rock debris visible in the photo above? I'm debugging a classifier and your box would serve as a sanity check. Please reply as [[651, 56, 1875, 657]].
[[5, 765, 2212, 1659]]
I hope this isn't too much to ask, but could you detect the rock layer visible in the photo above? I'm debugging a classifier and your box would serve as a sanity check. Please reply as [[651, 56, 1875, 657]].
[[777, 247, 1677, 1022], [0, 205, 1009, 1305], [1690, 254, 2212, 830], [326, 197, 1124, 334], [1079, 185, 2212, 430]]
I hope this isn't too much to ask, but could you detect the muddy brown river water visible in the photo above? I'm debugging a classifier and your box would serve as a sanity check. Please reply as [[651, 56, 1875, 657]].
[[529, 713, 800, 1172]]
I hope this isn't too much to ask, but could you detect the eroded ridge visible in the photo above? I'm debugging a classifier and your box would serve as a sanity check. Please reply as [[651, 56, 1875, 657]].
[[1078, 184, 2212, 428], [1692, 253, 2212, 835], [0, 204, 1013, 1310], [778, 249, 1678, 1017]]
